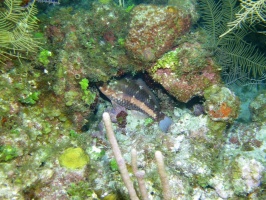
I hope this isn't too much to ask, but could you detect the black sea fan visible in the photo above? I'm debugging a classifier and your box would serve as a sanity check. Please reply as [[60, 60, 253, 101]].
[[0, 0, 41, 63], [198, 0, 266, 85]]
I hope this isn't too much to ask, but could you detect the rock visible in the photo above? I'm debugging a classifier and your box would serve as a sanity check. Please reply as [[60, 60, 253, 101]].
[[204, 85, 240, 122], [249, 91, 266, 123], [148, 42, 221, 102], [125, 5, 191, 62]]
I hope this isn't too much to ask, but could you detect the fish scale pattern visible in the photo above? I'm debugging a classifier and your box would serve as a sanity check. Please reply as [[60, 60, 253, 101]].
[[99, 78, 163, 120]]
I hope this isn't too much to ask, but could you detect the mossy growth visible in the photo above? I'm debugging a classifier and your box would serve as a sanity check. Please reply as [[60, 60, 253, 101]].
[[79, 78, 96, 106], [150, 43, 207, 77], [59, 147, 89, 169], [0, 145, 18, 162], [38, 50, 52, 66], [206, 118, 227, 141], [150, 48, 181, 74], [64, 91, 79, 106], [109, 158, 119, 171], [98, 0, 111, 4], [67, 181, 95, 199], [102, 194, 117, 200], [100, 188, 130, 200], [144, 117, 154, 126], [125, 4, 135, 13], [19, 91, 41, 105], [194, 174, 210, 188]]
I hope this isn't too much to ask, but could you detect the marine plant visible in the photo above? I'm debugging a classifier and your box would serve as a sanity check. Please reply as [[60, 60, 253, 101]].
[[220, 0, 266, 37], [0, 0, 40, 63], [38, 49, 52, 66], [79, 78, 96, 106], [67, 181, 94, 199], [199, 0, 266, 85], [0, 145, 18, 162], [19, 91, 41, 105]]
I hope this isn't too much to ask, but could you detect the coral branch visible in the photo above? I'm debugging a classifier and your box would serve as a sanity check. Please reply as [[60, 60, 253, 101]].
[[102, 112, 139, 200], [131, 149, 149, 200], [155, 151, 172, 200]]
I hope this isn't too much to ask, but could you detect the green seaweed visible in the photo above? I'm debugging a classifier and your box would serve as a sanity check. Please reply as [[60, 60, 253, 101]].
[[110, 158, 119, 171], [19, 91, 41, 105], [79, 78, 96, 106], [38, 50, 52, 66], [0, 145, 18, 162], [67, 181, 94, 199]]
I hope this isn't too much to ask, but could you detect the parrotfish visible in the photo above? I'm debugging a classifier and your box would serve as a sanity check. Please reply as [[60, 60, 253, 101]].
[[99, 77, 172, 132]]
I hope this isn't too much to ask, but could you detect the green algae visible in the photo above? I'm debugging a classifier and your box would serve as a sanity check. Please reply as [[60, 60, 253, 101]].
[[38, 50, 52, 66], [19, 91, 41, 105], [0, 145, 18, 162], [79, 78, 96, 106], [67, 181, 94, 199], [64, 91, 79, 106]]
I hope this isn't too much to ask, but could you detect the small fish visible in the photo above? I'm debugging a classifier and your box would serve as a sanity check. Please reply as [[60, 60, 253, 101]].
[[99, 77, 172, 132]]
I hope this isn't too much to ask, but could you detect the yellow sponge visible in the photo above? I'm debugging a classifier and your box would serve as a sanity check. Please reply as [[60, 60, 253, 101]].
[[59, 147, 89, 169]]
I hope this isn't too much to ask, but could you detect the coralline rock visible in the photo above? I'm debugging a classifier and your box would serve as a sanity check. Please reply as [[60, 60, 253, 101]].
[[249, 91, 266, 123], [125, 5, 191, 62], [148, 42, 221, 102], [232, 156, 265, 195], [204, 85, 240, 122], [210, 156, 265, 198]]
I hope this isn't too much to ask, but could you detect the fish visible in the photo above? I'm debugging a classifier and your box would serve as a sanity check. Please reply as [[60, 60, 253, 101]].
[[99, 78, 162, 119], [99, 77, 172, 132]]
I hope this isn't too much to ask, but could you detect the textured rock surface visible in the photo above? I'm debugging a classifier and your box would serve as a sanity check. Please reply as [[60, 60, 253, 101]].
[[249, 91, 266, 123], [125, 5, 191, 62], [204, 85, 240, 122], [148, 42, 221, 102]]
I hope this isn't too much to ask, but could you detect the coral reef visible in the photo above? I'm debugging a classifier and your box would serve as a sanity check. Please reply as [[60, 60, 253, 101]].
[[125, 4, 191, 63], [204, 85, 240, 122], [249, 91, 266, 123], [148, 42, 221, 102], [41, 2, 136, 83], [0, 0, 265, 199]]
